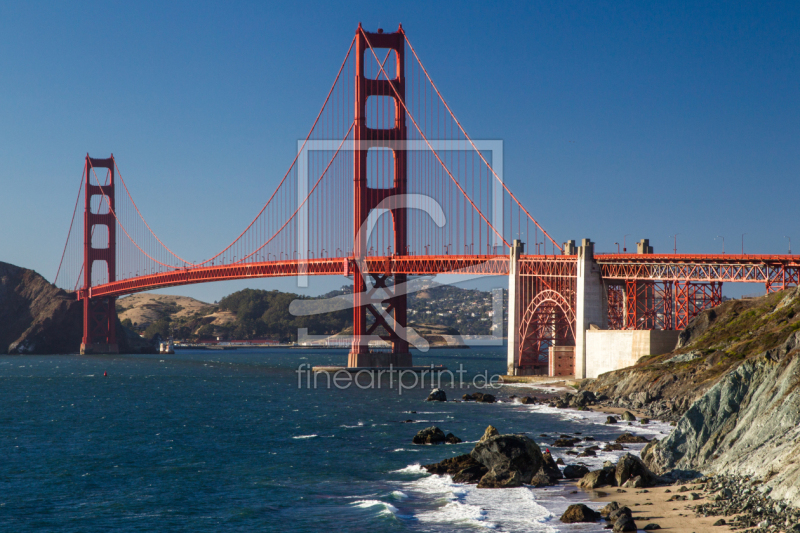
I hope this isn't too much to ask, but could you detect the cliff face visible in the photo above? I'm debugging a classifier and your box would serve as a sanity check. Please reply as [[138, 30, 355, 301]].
[[0, 261, 83, 354], [0, 261, 153, 354], [580, 287, 800, 506], [583, 289, 800, 422]]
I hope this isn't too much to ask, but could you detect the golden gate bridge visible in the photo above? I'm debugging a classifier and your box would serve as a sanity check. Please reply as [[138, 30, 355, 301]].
[[54, 25, 800, 378]]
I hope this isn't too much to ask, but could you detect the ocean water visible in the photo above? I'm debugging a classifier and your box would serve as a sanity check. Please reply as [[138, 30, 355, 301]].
[[0, 348, 670, 532]]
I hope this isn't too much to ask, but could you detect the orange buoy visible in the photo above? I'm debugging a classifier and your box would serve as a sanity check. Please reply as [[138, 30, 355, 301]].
[[104, 371, 107, 377]]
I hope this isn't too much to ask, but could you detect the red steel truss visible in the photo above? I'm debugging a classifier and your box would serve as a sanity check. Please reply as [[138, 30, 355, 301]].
[[517, 256, 577, 373]]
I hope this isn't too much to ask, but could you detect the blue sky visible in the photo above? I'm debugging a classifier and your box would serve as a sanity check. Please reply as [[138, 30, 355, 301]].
[[1, 1, 798, 302]]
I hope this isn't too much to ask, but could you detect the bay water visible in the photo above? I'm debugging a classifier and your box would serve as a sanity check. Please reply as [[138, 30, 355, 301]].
[[0, 348, 669, 532]]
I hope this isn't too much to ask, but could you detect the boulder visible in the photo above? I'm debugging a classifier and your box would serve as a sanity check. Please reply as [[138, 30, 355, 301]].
[[604, 443, 625, 451], [470, 434, 544, 488], [615, 453, 659, 487], [616, 432, 649, 444], [621, 411, 637, 421], [537, 452, 563, 482], [520, 396, 536, 404], [412, 426, 447, 444], [445, 432, 462, 444], [560, 503, 601, 523], [462, 392, 496, 403], [426, 388, 447, 402], [608, 506, 632, 522], [567, 390, 597, 408], [563, 464, 591, 479], [553, 437, 579, 447], [423, 453, 488, 484], [613, 515, 637, 532], [599, 501, 620, 517], [643, 523, 662, 530], [578, 467, 616, 489], [606, 416, 618, 424], [479, 425, 499, 442]]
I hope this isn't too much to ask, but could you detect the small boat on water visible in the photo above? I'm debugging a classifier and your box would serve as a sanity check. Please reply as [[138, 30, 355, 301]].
[[159, 340, 175, 354]]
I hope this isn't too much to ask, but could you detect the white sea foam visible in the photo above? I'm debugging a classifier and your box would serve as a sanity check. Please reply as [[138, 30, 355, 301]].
[[389, 490, 408, 500], [351, 499, 398, 516], [292, 434, 318, 439], [391, 464, 426, 474]]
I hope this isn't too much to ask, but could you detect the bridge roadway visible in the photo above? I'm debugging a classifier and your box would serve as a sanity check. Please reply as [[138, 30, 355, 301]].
[[79, 253, 800, 300]]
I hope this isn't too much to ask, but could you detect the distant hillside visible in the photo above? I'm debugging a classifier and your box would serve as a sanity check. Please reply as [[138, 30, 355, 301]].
[[118, 281, 507, 342]]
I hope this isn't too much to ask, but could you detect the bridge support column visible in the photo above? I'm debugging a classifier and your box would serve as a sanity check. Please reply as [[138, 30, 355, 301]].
[[348, 25, 411, 368], [80, 155, 119, 355], [575, 239, 606, 379], [506, 239, 524, 375]]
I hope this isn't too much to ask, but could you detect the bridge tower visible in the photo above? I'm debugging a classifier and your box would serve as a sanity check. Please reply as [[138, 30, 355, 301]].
[[80, 155, 119, 355], [348, 24, 411, 368]]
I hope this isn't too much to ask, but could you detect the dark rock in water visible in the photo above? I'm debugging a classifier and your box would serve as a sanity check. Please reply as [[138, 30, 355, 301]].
[[621, 411, 636, 421], [563, 464, 590, 479], [599, 501, 620, 517], [565, 390, 596, 408], [423, 454, 487, 484], [445, 432, 462, 444], [462, 392, 496, 403], [616, 432, 649, 443], [470, 434, 544, 488], [606, 416, 618, 424], [604, 443, 625, 451], [401, 419, 414, 423], [554, 437, 580, 447], [642, 524, 661, 531], [537, 452, 563, 482], [555, 457, 565, 465], [640, 417, 650, 424], [613, 515, 637, 532], [554, 398, 569, 408], [426, 388, 447, 402], [412, 426, 447, 444], [479, 425, 499, 442], [578, 467, 616, 489], [560, 503, 601, 523], [520, 396, 536, 404], [577, 449, 597, 457], [615, 453, 659, 487]]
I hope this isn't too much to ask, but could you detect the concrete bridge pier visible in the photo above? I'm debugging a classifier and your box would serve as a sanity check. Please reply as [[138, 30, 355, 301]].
[[574, 239, 607, 379]]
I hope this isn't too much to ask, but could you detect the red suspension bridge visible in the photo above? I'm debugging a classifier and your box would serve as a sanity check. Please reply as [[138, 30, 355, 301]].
[[54, 25, 799, 377]]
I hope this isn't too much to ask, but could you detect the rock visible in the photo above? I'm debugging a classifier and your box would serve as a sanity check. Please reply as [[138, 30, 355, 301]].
[[713, 518, 726, 526], [520, 396, 536, 404], [613, 515, 637, 532], [560, 503, 601, 523], [479, 425, 499, 442], [412, 426, 447, 444], [600, 501, 620, 517], [445, 432, 462, 444], [621, 411, 636, 421], [462, 392, 496, 403], [470, 434, 544, 488], [553, 437, 579, 447], [539, 452, 563, 480], [622, 475, 644, 488], [555, 458, 565, 465], [423, 454, 488, 484], [563, 464, 591, 479], [606, 416, 618, 424], [640, 418, 650, 424], [426, 388, 447, 402], [567, 390, 597, 408], [643, 524, 661, 530], [608, 505, 632, 522], [577, 449, 597, 457], [578, 467, 616, 489], [615, 453, 659, 488], [616, 432, 649, 444], [604, 443, 625, 451]]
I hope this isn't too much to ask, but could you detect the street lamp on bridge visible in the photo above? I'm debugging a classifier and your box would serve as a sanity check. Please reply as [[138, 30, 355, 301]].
[[614, 242, 620, 254], [715, 235, 725, 254], [785, 236, 792, 255], [670, 234, 680, 254], [741, 233, 747, 255], [623, 234, 631, 253]]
